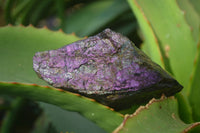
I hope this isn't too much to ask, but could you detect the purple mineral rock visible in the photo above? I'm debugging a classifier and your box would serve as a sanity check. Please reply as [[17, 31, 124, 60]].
[[33, 28, 182, 110]]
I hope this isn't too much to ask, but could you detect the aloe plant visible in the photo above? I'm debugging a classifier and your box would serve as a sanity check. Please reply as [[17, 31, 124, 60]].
[[0, 0, 200, 133]]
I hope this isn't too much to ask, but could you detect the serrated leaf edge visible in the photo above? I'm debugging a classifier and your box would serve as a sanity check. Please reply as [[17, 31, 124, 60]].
[[113, 95, 200, 133], [113, 95, 169, 133], [1, 81, 120, 113], [3, 24, 83, 39]]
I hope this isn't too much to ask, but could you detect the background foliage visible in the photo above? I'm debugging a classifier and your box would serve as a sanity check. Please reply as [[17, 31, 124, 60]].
[[0, 0, 200, 132]]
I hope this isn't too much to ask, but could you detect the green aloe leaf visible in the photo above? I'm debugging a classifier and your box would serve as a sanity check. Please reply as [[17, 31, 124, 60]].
[[190, 0, 200, 19], [0, 26, 79, 83], [64, 0, 129, 37], [127, 0, 198, 123], [127, 0, 197, 92], [188, 43, 200, 122], [0, 82, 123, 132], [113, 96, 200, 133], [0, 26, 123, 132], [38, 102, 106, 133], [177, 0, 200, 44], [125, 0, 165, 68]]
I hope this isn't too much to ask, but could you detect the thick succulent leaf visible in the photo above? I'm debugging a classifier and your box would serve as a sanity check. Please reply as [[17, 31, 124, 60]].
[[113, 96, 200, 133], [0, 82, 123, 133], [176, 93, 193, 123], [31, 104, 106, 133], [177, 0, 200, 44], [64, 0, 129, 37], [0, 26, 80, 83], [127, 0, 197, 123], [126, 0, 164, 67], [188, 43, 200, 122], [39, 102, 106, 133], [190, 0, 200, 19], [127, 0, 196, 93], [0, 26, 123, 132]]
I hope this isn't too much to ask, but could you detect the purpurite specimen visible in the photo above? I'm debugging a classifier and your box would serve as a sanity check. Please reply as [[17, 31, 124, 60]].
[[33, 28, 183, 110]]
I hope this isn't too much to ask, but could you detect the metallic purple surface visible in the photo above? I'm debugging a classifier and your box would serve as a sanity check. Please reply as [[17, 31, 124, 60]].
[[33, 29, 182, 110]]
